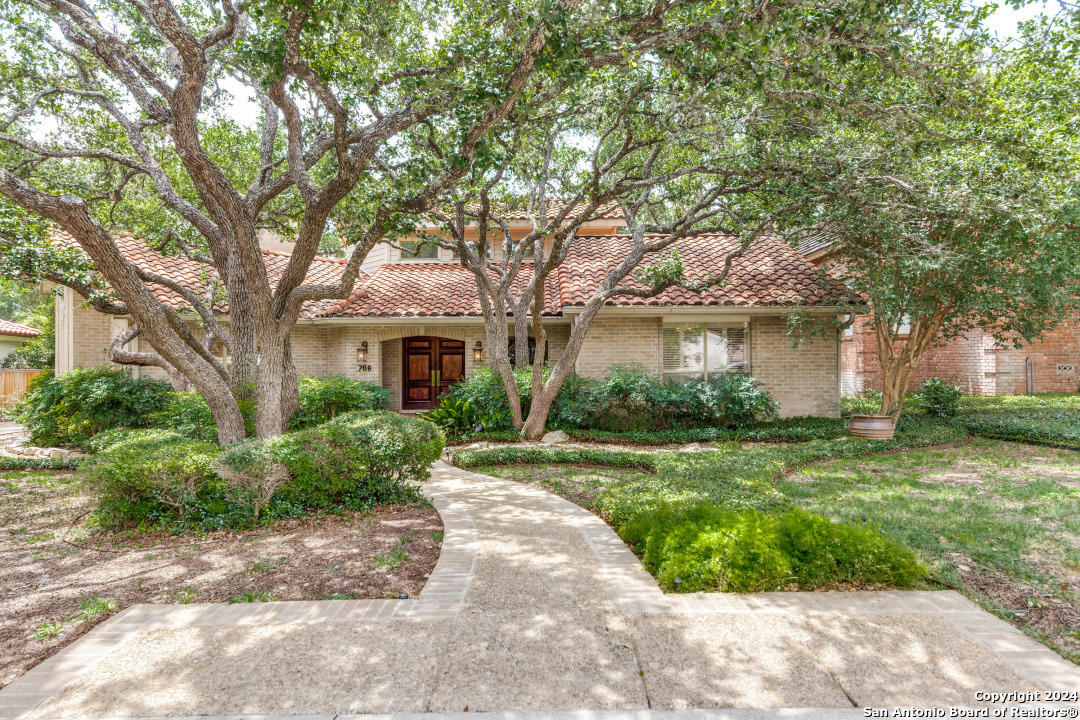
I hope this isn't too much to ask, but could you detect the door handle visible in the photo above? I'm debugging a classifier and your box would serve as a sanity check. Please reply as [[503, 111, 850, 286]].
[[430, 370, 435, 388], [436, 370, 441, 387]]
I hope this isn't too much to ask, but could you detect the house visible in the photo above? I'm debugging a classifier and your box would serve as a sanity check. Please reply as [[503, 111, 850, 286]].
[[0, 320, 41, 363], [800, 241, 1080, 397], [54, 209, 864, 417]]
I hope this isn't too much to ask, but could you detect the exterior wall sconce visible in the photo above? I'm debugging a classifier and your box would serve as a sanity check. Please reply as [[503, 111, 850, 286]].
[[473, 341, 484, 362], [356, 341, 372, 371]]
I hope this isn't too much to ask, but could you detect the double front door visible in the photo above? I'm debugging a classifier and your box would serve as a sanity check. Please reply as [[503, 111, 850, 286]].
[[402, 336, 465, 410]]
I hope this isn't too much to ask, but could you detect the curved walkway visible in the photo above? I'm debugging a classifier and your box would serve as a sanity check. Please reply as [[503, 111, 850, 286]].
[[1, 462, 1078, 718]]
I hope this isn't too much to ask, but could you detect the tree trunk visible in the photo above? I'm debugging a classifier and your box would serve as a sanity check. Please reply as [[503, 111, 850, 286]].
[[282, 338, 300, 423]]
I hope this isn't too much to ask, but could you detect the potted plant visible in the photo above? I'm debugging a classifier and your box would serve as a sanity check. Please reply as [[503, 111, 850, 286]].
[[843, 392, 897, 440]]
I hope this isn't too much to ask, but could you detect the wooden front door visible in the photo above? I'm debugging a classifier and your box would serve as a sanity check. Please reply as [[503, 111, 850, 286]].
[[402, 337, 466, 409]]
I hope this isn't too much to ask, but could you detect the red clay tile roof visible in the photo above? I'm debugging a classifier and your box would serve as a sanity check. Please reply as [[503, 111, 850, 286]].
[[0, 319, 40, 338], [555, 235, 860, 309], [59, 229, 860, 320], [323, 234, 861, 318], [327, 263, 562, 318], [55, 231, 354, 318]]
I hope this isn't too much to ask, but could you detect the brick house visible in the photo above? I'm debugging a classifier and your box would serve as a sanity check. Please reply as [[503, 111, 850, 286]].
[[799, 242, 1080, 397], [54, 212, 863, 417]]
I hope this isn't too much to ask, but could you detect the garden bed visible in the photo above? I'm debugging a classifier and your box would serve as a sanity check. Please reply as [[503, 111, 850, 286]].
[[0, 469, 442, 689]]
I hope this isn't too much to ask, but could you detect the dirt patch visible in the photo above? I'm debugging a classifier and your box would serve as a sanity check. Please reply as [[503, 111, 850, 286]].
[[0, 470, 442, 689], [959, 567, 1080, 655]]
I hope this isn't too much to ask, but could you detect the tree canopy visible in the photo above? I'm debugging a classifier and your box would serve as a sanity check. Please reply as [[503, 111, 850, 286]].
[[0, 0, 1072, 439]]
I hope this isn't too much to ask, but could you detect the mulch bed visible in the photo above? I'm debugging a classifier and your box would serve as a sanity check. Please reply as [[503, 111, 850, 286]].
[[0, 470, 442, 689]]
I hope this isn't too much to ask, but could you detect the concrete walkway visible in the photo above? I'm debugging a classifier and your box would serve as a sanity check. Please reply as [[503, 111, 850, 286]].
[[2, 462, 1078, 719]]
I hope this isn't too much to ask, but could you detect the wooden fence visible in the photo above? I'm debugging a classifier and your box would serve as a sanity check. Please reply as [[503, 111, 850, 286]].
[[0, 369, 44, 409]]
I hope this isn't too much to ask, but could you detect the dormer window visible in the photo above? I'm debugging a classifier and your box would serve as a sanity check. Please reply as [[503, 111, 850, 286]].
[[400, 239, 439, 259]]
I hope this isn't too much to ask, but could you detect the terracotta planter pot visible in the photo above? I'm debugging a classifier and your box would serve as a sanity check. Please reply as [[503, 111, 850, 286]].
[[849, 414, 896, 440]]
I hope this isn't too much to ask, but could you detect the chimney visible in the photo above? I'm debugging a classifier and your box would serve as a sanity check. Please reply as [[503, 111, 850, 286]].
[[257, 227, 295, 253]]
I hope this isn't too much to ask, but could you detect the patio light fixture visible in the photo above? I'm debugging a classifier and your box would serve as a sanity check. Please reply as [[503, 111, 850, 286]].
[[356, 341, 369, 363], [473, 341, 484, 362]]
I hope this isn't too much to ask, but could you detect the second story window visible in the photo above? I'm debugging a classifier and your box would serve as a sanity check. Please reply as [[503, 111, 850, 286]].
[[399, 240, 439, 259]]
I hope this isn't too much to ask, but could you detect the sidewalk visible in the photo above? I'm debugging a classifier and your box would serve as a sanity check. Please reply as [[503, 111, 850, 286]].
[[1, 462, 1077, 718]]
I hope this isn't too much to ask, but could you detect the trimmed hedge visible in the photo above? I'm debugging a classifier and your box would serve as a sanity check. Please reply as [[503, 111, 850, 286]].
[[451, 416, 850, 447], [957, 411, 1080, 450]]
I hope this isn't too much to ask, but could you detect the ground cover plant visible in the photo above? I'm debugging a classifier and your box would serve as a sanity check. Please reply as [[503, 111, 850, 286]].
[[0, 468, 441, 689], [457, 417, 963, 593], [781, 439, 1080, 664], [950, 393, 1080, 450]]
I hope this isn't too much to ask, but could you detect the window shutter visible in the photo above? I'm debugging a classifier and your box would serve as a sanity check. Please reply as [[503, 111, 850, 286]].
[[726, 326, 747, 369], [662, 326, 679, 371]]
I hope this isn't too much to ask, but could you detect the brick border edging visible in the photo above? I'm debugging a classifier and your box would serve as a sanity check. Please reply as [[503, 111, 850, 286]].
[[0, 482, 479, 720]]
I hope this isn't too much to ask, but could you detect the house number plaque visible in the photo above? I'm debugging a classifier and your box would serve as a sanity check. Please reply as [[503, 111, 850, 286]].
[[357, 364, 372, 372]]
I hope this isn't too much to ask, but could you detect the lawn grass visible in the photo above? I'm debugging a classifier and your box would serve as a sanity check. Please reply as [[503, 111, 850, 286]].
[[780, 439, 1080, 663]]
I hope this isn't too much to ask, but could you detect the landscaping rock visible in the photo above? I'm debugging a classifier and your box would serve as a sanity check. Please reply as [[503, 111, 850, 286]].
[[48, 449, 66, 460], [678, 443, 703, 452], [541, 430, 569, 445], [464, 442, 490, 451]]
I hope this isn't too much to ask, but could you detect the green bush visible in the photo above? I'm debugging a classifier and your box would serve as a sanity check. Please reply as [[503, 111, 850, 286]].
[[684, 374, 779, 427], [914, 378, 964, 418], [618, 502, 926, 592], [290, 375, 390, 429], [447, 363, 779, 433], [19, 368, 174, 448], [80, 430, 222, 528], [218, 411, 445, 512]]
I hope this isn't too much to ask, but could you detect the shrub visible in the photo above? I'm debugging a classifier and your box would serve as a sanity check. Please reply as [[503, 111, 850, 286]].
[[150, 391, 220, 443], [914, 377, 964, 418], [213, 438, 290, 519], [218, 411, 445, 512], [684, 374, 779, 427], [80, 430, 221, 528], [422, 396, 481, 437], [618, 502, 926, 592], [548, 372, 600, 429], [19, 368, 174, 447], [290, 375, 390, 429]]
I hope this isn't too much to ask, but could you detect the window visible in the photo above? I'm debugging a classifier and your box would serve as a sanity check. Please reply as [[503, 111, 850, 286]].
[[507, 336, 543, 365], [841, 314, 854, 339], [662, 323, 747, 380], [399, 240, 439, 259]]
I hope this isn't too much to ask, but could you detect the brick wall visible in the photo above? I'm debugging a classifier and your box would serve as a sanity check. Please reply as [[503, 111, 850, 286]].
[[69, 304, 843, 416], [840, 313, 1080, 397], [572, 314, 839, 418], [575, 316, 663, 377], [752, 316, 840, 417]]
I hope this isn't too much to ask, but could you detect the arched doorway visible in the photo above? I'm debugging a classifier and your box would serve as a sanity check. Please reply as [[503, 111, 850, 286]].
[[402, 336, 465, 410]]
